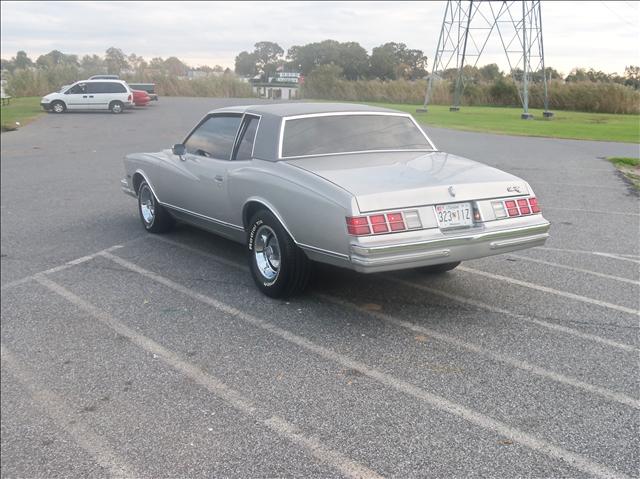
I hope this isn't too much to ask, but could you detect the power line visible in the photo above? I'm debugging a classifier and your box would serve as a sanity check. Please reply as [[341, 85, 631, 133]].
[[599, 1, 638, 28]]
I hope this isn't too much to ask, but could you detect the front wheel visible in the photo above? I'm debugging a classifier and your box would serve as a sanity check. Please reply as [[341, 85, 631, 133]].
[[247, 210, 311, 298], [51, 101, 66, 113], [137, 181, 174, 233]]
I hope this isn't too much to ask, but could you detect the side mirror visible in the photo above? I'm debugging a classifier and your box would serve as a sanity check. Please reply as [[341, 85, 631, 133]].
[[172, 143, 186, 156]]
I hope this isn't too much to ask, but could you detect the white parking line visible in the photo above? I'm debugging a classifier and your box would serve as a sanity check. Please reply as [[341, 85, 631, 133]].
[[35, 275, 383, 479], [98, 251, 629, 479], [1, 346, 139, 479], [318, 294, 639, 409], [505, 254, 640, 286], [458, 266, 640, 317], [0, 240, 141, 291], [536, 247, 640, 264], [390, 277, 636, 353], [543, 206, 640, 217], [153, 235, 637, 352]]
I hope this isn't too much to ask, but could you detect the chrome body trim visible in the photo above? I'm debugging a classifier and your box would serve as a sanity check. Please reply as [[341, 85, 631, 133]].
[[162, 202, 244, 232], [349, 222, 550, 273]]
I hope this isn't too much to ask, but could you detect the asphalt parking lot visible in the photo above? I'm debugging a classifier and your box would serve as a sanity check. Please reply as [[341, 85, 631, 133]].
[[1, 97, 638, 478]]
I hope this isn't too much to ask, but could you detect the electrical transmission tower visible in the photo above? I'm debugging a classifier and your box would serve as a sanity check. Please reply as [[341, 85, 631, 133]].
[[419, 0, 553, 119]]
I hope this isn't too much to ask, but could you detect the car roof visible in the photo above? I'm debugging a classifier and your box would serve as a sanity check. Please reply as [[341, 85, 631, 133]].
[[208, 102, 404, 118]]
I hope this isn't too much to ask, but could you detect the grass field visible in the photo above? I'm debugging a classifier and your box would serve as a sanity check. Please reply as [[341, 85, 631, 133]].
[[0, 97, 43, 131], [366, 103, 640, 144]]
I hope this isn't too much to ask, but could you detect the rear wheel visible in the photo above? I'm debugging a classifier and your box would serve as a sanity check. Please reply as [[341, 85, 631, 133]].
[[247, 209, 311, 298], [418, 261, 461, 274], [109, 101, 124, 114], [137, 181, 174, 233], [51, 101, 66, 113]]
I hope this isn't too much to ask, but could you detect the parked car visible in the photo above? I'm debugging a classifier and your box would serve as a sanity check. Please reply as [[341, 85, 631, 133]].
[[121, 103, 550, 297], [89, 74, 120, 80], [41, 80, 134, 113], [132, 89, 151, 107], [128, 83, 158, 101]]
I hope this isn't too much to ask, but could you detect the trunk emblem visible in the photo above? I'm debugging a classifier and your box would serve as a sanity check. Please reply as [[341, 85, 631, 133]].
[[448, 186, 456, 197], [507, 185, 521, 193]]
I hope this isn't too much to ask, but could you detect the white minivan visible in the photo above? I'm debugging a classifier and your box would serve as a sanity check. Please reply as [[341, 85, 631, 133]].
[[41, 79, 134, 114]]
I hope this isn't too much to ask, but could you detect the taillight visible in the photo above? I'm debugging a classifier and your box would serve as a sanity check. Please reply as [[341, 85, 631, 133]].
[[128, 94, 132, 101], [346, 216, 370, 236], [346, 210, 420, 236], [387, 213, 406, 231], [492, 197, 541, 219]]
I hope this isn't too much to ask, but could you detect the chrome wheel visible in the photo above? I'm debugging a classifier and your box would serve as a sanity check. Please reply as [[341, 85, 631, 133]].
[[254, 225, 281, 281], [139, 185, 155, 226]]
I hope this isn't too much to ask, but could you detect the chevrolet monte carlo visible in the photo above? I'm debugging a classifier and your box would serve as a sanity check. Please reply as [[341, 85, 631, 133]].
[[121, 103, 550, 297]]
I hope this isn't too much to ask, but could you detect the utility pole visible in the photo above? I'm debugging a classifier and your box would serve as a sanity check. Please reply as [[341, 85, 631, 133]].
[[418, 0, 553, 120]]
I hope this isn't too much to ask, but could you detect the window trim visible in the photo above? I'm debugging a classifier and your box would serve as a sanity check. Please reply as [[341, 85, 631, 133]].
[[182, 112, 244, 161], [231, 113, 262, 161], [277, 111, 438, 160]]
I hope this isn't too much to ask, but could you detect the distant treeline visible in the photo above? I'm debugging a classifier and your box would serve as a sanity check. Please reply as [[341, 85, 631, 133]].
[[2, 47, 640, 114], [301, 65, 640, 114]]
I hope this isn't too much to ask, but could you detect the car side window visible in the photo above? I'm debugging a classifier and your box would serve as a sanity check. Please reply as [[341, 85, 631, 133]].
[[66, 83, 86, 94], [86, 82, 105, 94], [233, 116, 259, 161], [185, 115, 242, 160]]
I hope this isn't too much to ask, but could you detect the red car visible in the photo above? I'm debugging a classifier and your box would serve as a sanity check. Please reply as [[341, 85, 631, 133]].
[[132, 89, 150, 107]]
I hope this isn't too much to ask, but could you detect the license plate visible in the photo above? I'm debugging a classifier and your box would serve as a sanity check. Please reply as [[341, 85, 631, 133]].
[[435, 202, 474, 229]]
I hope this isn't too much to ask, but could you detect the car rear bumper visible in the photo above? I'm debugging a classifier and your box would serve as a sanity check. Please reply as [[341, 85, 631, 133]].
[[348, 221, 550, 273]]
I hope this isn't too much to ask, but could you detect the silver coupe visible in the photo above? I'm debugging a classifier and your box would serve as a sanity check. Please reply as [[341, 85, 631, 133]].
[[121, 103, 550, 297]]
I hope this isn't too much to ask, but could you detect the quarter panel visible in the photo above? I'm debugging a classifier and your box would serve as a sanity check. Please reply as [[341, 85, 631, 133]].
[[229, 160, 354, 257]]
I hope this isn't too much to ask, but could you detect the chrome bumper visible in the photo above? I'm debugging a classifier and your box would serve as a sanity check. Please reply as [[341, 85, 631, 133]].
[[349, 222, 550, 273], [121, 178, 137, 198]]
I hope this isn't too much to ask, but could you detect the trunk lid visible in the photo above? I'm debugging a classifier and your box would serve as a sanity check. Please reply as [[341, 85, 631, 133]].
[[286, 151, 529, 212]]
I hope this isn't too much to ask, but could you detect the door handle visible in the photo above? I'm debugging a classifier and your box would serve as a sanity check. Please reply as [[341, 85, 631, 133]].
[[89, 95, 94, 98], [82, 95, 87, 98], [214, 175, 224, 182]]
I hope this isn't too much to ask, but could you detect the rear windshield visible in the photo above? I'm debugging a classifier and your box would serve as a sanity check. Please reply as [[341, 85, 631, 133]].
[[281, 114, 431, 158]]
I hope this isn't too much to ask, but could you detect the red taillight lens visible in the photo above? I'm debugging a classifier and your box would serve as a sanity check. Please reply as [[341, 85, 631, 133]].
[[128, 94, 132, 100], [517, 199, 528, 208], [507, 208, 519, 217], [505, 200, 517, 209], [386, 212, 406, 231], [529, 197, 540, 213], [369, 214, 388, 233], [520, 206, 531, 215], [346, 216, 370, 236]]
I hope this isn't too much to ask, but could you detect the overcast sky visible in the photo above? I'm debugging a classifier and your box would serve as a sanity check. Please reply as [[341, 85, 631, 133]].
[[1, 1, 639, 75]]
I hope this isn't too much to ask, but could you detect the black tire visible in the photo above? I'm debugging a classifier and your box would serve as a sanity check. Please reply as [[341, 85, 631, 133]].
[[109, 101, 124, 114], [247, 209, 311, 298], [137, 181, 174, 233], [51, 100, 66, 114], [418, 261, 461, 274]]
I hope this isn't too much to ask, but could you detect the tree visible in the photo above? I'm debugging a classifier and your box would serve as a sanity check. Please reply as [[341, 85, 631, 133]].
[[164, 56, 189, 76], [624, 65, 640, 89], [337, 42, 369, 80], [477, 63, 502, 82], [13, 51, 34, 70], [253, 41, 283, 76], [104, 47, 129, 75], [36, 50, 78, 69], [128, 53, 147, 74], [235, 51, 258, 76], [80, 54, 105, 74], [370, 43, 398, 80]]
